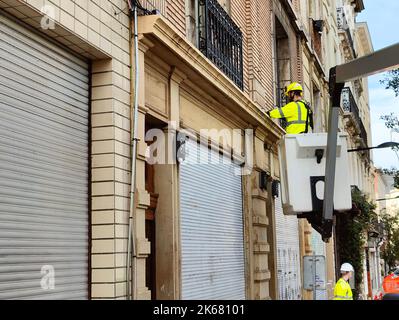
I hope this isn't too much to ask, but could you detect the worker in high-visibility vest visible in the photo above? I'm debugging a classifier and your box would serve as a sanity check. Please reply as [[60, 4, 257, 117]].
[[266, 82, 313, 134], [334, 263, 354, 300]]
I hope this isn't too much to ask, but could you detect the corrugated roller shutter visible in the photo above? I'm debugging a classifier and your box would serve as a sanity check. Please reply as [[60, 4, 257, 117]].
[[275, 184, 301, 300], [0, 14, 89, 300], [179, 139, 245, 299], [311, 230, 327, 300]]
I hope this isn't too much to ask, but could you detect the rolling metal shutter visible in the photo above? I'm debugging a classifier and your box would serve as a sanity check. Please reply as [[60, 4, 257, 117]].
[[275, 184, 302, 300], [0, 14, 89, 300], [179, 139, 245, 299]]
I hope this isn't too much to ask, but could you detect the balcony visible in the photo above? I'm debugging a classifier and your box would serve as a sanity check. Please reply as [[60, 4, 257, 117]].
[[337, 7, 357, 60], [342, 87, 370, 160], [198, 0, 244, 90]]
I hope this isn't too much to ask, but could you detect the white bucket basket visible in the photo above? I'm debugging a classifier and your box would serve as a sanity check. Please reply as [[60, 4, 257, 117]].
[[278, 133, 352, 215]]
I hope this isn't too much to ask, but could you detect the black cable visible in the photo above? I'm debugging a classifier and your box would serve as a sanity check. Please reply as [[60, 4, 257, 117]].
[[113, 2, 128, 16], [127, 0, 133, 11], [130, 0, 157, 15]]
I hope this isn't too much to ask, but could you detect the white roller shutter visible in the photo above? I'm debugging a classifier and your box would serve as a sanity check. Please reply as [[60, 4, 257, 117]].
[[275, 184, 302, 300], [179, 139, 245, 299], [0, 14, 89, 300]]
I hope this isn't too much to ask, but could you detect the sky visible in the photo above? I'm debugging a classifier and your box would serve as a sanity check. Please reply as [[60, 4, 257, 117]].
[[357, 0, 399, 170]]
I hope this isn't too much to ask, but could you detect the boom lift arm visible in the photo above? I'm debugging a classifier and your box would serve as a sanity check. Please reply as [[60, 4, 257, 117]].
[[319, 43, 399, 241]]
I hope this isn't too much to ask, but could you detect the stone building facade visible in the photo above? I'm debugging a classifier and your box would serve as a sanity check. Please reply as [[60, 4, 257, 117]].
[[0, 0, 375, 300]]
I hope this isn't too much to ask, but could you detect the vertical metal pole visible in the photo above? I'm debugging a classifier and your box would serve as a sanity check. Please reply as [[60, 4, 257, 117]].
[[126, 4, 133, 300], [376, 243, 380, 292], [126, 1, 140, 300], [323, 68, 344, 227], [322, 106, 340, 221], [131, 2, 140, 301], [313, 253, 317, 301]]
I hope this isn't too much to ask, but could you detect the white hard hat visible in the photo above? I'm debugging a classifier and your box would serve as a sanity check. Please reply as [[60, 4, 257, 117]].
[[340, 263, 354, 272]]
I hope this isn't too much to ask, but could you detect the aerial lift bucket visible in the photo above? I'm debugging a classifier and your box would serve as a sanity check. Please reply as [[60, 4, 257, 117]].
[[278, 133, 352, 240]]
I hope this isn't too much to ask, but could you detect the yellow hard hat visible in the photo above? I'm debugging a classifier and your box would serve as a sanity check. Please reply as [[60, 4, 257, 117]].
[[285, 82, 303, 96]]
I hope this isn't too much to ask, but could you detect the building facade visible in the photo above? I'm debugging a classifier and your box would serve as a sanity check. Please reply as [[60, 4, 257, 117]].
[[0, 0, 287, 300], [334, 0, 378, 300], [370, 170, 392, 298], [0, 0, 133, 299], [295, 0, 340, 300], [0, 0, 377, 300], [123, 0, 293, 300]]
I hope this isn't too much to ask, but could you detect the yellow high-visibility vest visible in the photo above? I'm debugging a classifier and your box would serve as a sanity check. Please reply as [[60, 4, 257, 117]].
[[269, 101, 311, 134], [333, 278, 353, 300]]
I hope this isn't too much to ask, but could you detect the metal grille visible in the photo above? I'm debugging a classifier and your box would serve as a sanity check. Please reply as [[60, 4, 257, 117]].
[[336, 7, 357, 58], [275, 184, 302, 300], [198, 0, 244, 90], [342, 87, 369, 151], [277, 86, 289, 129], [0, 13, 89, 299], [179, 139, 245, 300]]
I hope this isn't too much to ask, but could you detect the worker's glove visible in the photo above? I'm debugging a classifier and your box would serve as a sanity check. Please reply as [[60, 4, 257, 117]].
[[266, 110, 271, 117]]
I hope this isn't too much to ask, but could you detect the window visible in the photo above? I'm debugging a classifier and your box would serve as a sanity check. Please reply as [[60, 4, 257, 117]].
[[275, 17, 291, 108], [185, 0, 243, 90], [186, 0, 231, 46], [312, 87, 322, 132], [312, 19, 323, 61]]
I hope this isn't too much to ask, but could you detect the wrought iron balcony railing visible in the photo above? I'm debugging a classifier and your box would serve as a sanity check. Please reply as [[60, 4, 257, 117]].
[[336, 7, 357, 58], [198, 0, 244, 90], [342, 87, 369, 157]]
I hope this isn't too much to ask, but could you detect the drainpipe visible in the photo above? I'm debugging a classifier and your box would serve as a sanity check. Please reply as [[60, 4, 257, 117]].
[[126, 0, 140, 301]]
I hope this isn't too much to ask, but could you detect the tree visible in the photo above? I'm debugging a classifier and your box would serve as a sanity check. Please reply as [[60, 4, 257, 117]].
[[380, 70, 399, 188], [336, 188, 378, 299], [382, 167, 399, 189], [381, 69, 399, 97], [380, 211, 399, 270]]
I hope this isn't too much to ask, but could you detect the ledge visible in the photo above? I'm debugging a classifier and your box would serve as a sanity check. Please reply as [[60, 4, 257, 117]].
[[252, 215, 269, 227], [254, 269, 271, 282]]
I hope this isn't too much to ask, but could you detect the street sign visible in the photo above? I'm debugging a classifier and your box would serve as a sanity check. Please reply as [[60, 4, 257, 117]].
[[303, 255, 327, 291]]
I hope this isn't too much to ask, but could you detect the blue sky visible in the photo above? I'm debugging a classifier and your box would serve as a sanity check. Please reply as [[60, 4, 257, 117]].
[[357, 0, 399, 170]]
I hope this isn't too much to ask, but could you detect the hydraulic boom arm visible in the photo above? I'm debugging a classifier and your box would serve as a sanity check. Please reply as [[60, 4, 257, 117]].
[[321, 43, 399, 241]]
